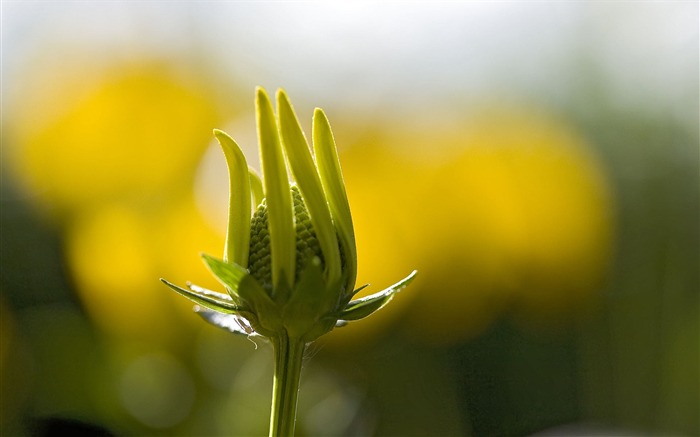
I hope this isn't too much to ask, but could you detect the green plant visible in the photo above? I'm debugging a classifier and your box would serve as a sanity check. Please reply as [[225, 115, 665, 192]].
[[161, 87, 415, 436]]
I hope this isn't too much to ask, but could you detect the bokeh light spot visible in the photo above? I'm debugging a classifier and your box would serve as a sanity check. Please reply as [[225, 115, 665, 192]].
[[118, 352, 195, 429], [66, 205, 159, 337]]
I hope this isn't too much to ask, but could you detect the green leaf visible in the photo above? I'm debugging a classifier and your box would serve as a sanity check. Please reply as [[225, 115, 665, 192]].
[[337, 270, 417, 321], [213, 129, 252, 268], [257, 87, 295, 292], [160, 278, 244, 314], [313, 108, 357, 294], [277, 89, 341, 287]]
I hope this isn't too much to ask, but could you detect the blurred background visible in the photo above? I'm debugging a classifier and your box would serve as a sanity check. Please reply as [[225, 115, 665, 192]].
[[1, 2, 698, 436]]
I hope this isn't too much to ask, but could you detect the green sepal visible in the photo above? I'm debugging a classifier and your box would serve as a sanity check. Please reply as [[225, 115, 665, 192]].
[[160, 278, 244, 314], [201, 254, 280, 330], [282, 257, 330, 339], [201, 253, 249, 300], [337, 270, 417, 321], [338, 293, 391, 322], [194, 307, 260, 337], [349, 283, 370, 299], [337, 283, 370, 308], [297, 258, 341, 317], [186, 282, 233, 301]]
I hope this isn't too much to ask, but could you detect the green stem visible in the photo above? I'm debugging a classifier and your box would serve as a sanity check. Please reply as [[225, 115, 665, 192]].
[[269, 331, 306, 437]]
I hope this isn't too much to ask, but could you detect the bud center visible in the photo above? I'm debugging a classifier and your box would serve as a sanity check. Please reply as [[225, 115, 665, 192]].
[[248, 186, 324, 291]]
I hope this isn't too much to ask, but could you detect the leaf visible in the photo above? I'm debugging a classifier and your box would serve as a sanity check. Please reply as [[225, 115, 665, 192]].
[[337, 270, 417, 321], [257, 87, 295, 292], [277, 89, 341, 286], [214, 129, 251, 268], [160, 278, 244, 314]]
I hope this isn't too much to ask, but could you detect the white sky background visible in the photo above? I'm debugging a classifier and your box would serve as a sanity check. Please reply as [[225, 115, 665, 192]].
[[2, 1, 698, 124]]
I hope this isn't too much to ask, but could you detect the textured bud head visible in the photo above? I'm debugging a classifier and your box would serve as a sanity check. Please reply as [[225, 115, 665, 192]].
[[248, 185, 326, 291]]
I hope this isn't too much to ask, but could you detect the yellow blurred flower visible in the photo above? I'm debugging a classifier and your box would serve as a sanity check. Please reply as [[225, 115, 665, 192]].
[[8, 63, 221, 218], [7, 61, 230, 342], [65, 196, 223, 343], [331, 108, 613, 345]]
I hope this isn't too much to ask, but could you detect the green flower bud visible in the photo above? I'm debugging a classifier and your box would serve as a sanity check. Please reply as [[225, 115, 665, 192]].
[[161, 87, 416, 343]]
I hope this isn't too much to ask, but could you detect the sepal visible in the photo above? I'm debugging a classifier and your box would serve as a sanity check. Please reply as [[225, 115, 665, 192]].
[[349, 283, 370, 299], [195, 307, 260, 337], [201, 253, 249, 299], [160, 278, 244, 314], [201, 254, 282, 334], [336, 270, 417, 322], [187, 282, 234, 301], [283, 257, 336, 340]]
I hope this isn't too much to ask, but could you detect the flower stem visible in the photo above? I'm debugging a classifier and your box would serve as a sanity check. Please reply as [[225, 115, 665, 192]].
[[269, 331, 306, 437]]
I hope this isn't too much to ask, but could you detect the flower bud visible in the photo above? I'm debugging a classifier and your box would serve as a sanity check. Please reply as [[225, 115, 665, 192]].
[[161, 87, 416, 343]]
